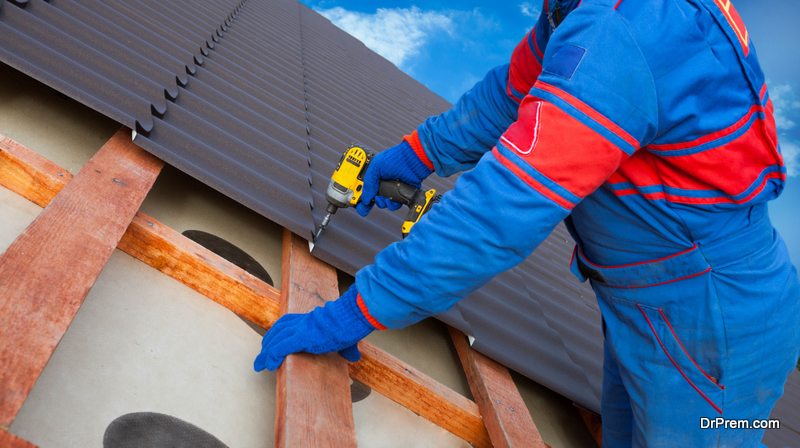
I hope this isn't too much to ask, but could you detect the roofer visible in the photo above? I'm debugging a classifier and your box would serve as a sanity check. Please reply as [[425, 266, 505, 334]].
[[255, 0, 800, 445]]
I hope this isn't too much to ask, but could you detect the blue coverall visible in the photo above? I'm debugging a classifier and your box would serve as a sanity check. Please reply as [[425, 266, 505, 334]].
[[355, 0, 800, 446]]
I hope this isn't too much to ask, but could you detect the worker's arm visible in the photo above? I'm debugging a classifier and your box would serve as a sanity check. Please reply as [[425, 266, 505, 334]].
[[356, 5, 658, 328], [414, 3, 558, 177], [255, 5, 657, 369]]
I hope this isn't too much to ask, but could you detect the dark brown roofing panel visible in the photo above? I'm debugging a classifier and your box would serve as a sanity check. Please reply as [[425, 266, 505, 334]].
[[1, 0, 796, 443]]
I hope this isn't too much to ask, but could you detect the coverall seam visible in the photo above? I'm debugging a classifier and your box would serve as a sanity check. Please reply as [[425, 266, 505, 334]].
[[706, 270, 730, 420], [537, 7, 659, 133], [610, 9, 660, 132]]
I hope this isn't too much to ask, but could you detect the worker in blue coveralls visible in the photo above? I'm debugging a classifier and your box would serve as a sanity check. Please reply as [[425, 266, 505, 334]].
[[255, 0, 800, 446]]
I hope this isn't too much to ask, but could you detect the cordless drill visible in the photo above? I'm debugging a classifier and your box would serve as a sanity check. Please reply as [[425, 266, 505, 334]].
[[314, 144, 440, 241]]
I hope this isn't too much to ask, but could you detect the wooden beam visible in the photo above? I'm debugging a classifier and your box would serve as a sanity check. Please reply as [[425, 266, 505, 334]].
[[0, 134, 72, 206], [0, 135, 491, 447], [578, 407, 603, 447], [0, 430, 39, 448], [0, 134, 281, 330], [351, 341, 493, 448], [275, 230, 357, 447], [449, 326, 548, 448], [118, 212, 281, 329], [0, 128, 163, 426]]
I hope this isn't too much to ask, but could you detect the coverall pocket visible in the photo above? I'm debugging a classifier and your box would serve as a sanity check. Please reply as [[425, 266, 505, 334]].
[[604, 293, 727, 417], [635, 302, 726, 414]]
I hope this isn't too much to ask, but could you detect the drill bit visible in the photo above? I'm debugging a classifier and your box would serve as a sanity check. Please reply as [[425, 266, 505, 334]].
[[311, 204, 339, 250], [313, 212, 332, 241]]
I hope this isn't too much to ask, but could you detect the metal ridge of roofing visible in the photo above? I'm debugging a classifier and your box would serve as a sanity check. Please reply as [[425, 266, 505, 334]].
[[0, 1, 797, 442]]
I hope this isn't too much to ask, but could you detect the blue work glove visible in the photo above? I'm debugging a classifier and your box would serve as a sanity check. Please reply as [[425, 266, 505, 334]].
[[356, 140, 434, 216], [253, 285, 376, 372]]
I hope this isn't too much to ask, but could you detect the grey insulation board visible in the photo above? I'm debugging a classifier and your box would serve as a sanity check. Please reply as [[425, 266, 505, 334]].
[[1, 1, 798, 443]]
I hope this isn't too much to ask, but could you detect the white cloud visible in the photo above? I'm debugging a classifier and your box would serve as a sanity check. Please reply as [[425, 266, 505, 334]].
[[770, 83, 800, 131], [314, 6, 453, 68], [781, 139, 799, 178], [520, 2, 541, 18]]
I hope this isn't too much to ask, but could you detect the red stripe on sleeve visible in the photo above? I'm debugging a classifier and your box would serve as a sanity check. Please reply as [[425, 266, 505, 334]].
[[357, 293, 387, 330], [500, 97, 631, 200], [403, 130, 434, 171], [492, 147, 576, 209], [509, 30, 543, 99], [532, 26, 545, 60], [535, 81, 641, 151]]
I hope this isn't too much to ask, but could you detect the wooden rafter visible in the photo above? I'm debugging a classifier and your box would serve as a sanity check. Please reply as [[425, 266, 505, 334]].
[[450, 326, 549, 448], [579, 407, 603, 447], [0, 134, 492, 447], [0, 430, 38, 448], [0, 129, 163, 426], [275, 230, 357, 446]]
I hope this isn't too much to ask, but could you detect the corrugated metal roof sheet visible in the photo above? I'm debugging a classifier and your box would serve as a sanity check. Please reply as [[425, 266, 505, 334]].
[[0, 0, 796, 443], [764, 370, 800, 448]]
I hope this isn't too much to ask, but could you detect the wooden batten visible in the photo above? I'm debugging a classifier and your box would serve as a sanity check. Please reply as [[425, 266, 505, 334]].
[[351, 341, 493, 448], [0, 135, 72, 207], [0, 135, 493, 447], [450, 326, 549, 448], [275, 230, 357, 447], [0, 128, 163, 426], [118, 211, 281, 329]]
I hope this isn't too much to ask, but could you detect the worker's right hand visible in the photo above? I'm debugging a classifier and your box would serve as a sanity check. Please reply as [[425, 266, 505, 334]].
[[357, 140, 433, 216]]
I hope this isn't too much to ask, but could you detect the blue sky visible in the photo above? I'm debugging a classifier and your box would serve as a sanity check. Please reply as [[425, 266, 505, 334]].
[[300, 0, 800, 263]]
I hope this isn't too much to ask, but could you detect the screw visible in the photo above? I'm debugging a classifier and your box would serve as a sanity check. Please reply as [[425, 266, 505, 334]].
[[113, 178, 120, 183], [147, 222, 153, 226]]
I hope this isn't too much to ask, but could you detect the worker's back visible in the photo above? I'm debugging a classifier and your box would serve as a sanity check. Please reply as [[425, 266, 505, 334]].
[[557, 0, 785, 266]]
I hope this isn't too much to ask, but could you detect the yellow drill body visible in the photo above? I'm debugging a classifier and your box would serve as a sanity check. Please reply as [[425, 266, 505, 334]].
[[314, 144, 440, 242]]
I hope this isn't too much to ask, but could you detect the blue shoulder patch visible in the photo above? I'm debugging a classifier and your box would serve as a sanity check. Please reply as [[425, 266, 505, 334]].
[[545, 45, 586, 81]]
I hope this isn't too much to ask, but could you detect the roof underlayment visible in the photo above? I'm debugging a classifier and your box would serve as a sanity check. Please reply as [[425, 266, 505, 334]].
[[0, 0, 796, 444]]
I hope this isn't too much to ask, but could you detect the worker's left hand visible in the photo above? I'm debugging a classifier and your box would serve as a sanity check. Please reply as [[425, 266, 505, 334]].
[[253, 285, 376, 372]]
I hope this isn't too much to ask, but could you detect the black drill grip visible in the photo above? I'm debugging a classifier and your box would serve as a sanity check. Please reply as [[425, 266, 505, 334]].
[[377, 180, 422, 207]]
